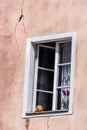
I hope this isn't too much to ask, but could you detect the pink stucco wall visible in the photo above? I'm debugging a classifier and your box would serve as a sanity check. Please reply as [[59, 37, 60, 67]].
[[0, 0, 87, 130]]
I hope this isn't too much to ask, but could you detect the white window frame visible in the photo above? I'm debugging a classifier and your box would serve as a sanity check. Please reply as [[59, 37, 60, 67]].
[[22, 32, 76, 118]]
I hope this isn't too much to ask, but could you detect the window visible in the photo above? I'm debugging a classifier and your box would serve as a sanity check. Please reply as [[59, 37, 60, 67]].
[[22, 32, 76, 118]]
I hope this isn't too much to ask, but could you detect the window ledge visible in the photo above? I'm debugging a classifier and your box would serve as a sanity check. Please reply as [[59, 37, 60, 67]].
[[26, 110, 68, 115], [23, 110, 72, 118], [22, 110, 73, 118]]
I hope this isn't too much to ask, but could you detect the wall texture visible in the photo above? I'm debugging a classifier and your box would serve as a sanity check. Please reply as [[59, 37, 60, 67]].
[[0, 0, 87, 130]]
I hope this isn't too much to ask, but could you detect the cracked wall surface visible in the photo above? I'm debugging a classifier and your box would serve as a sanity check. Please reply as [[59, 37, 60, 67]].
[[0, 0, 87, 130]]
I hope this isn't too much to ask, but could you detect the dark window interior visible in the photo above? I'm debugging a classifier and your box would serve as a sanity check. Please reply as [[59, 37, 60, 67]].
[[36, 42, 55, 111], [41, 42, 56, 47], [37, 69, 54, 91], [35, 41, 71, 112], [36, 92, 53, 111], [39, 47, 55, 69], [59, 42, 71, 63]]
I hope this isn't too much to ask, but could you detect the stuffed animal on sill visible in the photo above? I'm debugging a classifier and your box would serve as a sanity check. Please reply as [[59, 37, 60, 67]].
[[34, 105, 45, 112]]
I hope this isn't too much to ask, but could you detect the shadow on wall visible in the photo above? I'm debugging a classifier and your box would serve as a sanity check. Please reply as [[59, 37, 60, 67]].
[[25, 119, 29, 130]]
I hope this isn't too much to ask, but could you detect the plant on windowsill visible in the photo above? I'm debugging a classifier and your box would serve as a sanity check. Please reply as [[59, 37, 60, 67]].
[[61, 90, 70, 110]]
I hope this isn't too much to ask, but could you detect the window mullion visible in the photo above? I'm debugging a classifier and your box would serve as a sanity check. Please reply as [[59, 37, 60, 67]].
[[69, 36, 76, 113], [32, 46, 39, 112], [52, 42, 60, 111]]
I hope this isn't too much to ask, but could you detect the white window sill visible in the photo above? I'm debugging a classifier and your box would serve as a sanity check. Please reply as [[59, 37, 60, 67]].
[[22, 110, 73, 118]]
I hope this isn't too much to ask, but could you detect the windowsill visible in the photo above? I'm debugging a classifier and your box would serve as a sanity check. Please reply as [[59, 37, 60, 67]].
[[26, 110, 68, 115], [23, 110, 71, 118]]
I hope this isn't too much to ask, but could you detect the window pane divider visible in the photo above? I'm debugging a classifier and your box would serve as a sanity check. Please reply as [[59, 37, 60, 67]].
[[38, 67, 54, 72], [32, 46, 39, 112], [56, 86, 70, 89], [37, 89, 53, 94], [58, 62, 71, 66], [39, 45, 55, 49], [57, 39, 71, 44], [52, 42, 60, 111]]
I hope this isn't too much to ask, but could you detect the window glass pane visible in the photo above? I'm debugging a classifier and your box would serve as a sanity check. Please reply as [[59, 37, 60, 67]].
[[57, 88, 70, 110], [37, 69, 54, 91], [58, 65, 71, 86], [41, 42, 56, 47], [59, 42, 71, 63], [39, 47, 55, 69], [36, 92, 53, 111]]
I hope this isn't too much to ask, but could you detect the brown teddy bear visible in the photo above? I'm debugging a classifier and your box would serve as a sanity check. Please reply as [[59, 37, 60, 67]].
[[34, 105, 44, 112]]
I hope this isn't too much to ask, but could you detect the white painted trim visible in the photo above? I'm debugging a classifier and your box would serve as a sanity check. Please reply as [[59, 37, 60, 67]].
[[39, 44, 55, 49], [69, 32, 76, 114], [22, 32, 76, 118], [32, 46, 39, 112], [38, 67, 54, 72], [28, 32, 74, 43], [52, 42, 59, 110], [56, 86, 70, 89], [58, 62, 71, 66], [22, 41, 36, 117], [22, 41, 34, 117], [37, 89, 53, 94]]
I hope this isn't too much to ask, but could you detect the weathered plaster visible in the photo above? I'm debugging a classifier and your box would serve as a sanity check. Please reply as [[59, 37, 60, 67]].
[[0, 0, 87, 130]]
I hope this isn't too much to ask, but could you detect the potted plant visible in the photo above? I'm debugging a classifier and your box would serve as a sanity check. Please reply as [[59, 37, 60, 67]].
[[61, 89, 70, 110]]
